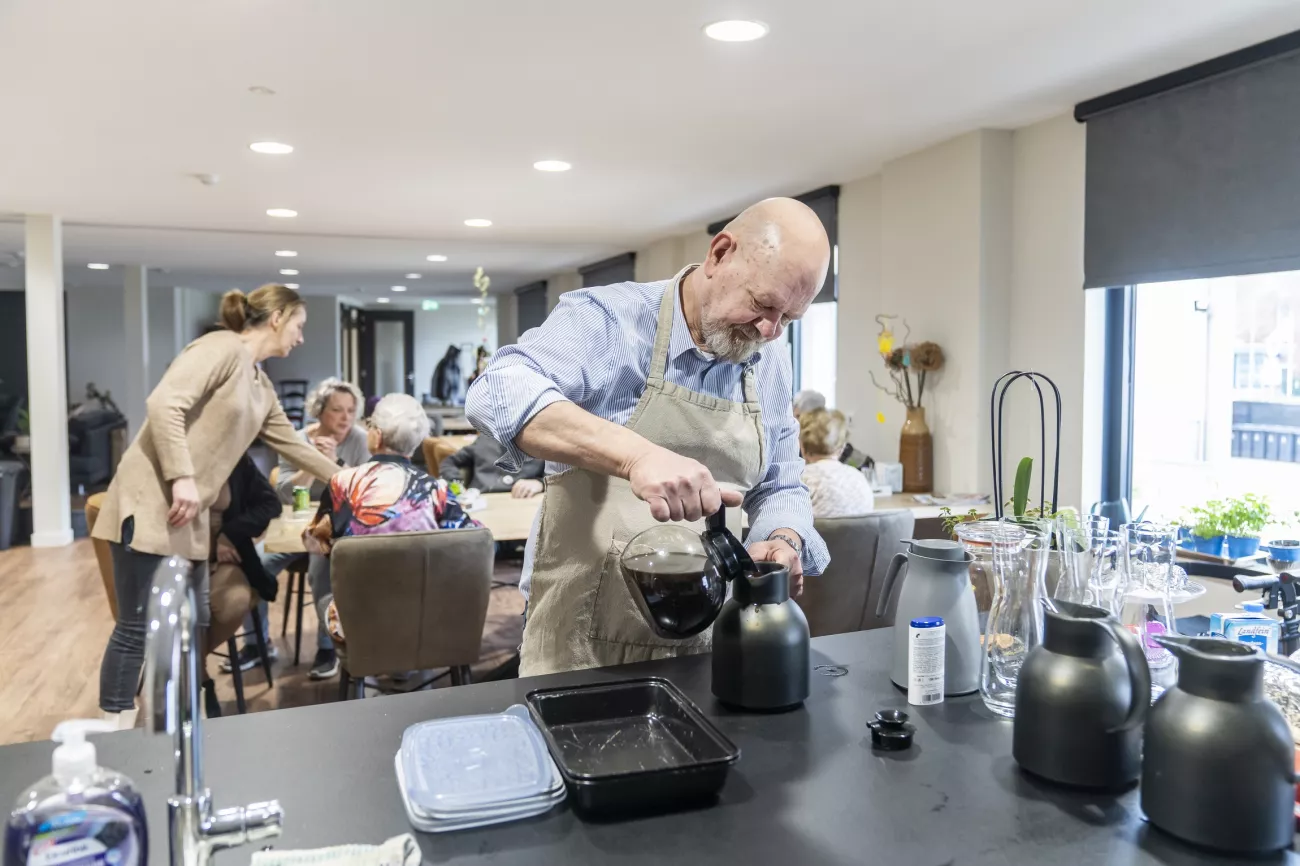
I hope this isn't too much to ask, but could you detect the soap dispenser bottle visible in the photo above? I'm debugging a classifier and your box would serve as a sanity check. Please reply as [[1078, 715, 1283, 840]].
[[5, 719, 147, 866]]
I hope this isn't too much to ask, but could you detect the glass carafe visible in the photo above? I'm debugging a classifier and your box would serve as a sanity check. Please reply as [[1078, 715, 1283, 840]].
[[1055, 523, 1123, 613], [980, 522, 1049, 718], [1117, 522, 1180, 700]]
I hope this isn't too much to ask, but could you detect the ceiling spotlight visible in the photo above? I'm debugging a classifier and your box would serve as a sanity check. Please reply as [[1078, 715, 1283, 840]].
[[464, 218, 492, 228], [87, 263, 110, 270], [283, 283, 299, 289], [248, 85, 276, 96], [405, 273, 421, 279], [704, 20, 769, 42], [377, 297, 391, 304], [279, 268, 299, 276], [426, 254, 447, 262], [391, 285, 407, 292], [533, 160, 572, 172], [275, 250, 298, 257], [250, 141, 294, 155], [266, 208, 298, 218]]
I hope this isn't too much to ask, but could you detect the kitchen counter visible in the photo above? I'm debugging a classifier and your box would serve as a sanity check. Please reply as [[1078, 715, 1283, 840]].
[[2, 630, 1295, 865]]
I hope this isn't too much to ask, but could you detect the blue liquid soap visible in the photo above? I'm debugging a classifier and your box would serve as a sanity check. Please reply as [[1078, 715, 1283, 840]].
[[5, 720, 146, 866]]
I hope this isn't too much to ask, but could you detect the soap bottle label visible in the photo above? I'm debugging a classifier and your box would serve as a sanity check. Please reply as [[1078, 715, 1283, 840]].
[[28, 808, 136, 866]]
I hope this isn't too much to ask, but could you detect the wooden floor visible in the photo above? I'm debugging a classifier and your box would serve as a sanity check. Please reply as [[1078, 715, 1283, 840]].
[[0, 539, 525, 746]]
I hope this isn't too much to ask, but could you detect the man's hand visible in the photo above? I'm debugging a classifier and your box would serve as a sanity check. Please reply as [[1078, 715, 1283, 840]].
[[312, 435, 339, 462], [167, 476, 202, 527], [748, 533, 804, 597], [511, 478, 544, 499], [626, 446, 743, 522], [214, 533, 241, 564]]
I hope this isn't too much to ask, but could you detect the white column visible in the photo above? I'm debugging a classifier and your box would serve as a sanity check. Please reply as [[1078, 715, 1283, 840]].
[[24, 215, 72, 547], [122, 266, 149, 437]]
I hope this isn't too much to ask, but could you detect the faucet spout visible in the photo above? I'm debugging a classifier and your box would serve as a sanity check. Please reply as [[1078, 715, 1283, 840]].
[[144, 556, 283, 866]]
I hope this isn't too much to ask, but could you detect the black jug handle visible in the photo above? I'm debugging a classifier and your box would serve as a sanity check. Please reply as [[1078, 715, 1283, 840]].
[[1100, 619, 1151, 732]]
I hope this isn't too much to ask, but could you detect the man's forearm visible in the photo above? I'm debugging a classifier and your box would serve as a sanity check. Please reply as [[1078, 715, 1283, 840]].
[[515, 401, 656, 479]]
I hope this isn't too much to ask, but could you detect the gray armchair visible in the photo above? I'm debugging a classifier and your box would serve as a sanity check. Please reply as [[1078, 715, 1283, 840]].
[[798, 511, 916, 637]]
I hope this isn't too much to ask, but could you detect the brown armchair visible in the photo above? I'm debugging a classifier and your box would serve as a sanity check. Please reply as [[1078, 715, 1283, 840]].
[[796, 511, 916, 637]]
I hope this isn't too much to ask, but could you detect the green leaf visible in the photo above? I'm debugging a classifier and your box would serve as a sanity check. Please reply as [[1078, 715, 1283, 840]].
[[1013, 457, 1032, 518]]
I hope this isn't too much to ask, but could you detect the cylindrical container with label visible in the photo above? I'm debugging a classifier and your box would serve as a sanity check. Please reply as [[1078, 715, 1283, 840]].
[[292, 485, 310, 514], [908, 617, 946, 706]]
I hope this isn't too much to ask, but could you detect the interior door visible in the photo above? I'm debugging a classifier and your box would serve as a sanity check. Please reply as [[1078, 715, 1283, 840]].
[[357, 309, 415, 399]]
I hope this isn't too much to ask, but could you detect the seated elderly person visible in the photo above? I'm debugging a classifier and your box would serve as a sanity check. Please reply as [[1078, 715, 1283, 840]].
[[439, 433, 544, 498], [793, 390, 873, 471], [799, 408, 875, 518], [303, 393, 477, 647]]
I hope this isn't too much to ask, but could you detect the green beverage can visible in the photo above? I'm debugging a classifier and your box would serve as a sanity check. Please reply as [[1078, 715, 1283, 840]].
[[292, 486, 310, 512]]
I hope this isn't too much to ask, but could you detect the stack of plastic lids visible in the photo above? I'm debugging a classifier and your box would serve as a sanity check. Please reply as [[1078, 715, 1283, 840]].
[[395, 704, 564, 833]]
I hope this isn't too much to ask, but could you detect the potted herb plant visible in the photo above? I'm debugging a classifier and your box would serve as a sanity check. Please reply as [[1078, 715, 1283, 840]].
[[1222, 493, 1271, 559], [1186, 500, 1226, 557]]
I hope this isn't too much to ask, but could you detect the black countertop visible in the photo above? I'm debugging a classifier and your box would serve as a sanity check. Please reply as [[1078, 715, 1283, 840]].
[[3, 629, 1296, 866]]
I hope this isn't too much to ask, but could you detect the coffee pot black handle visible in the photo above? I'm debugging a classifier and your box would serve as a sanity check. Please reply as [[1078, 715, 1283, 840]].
[[1100, 619, 1151, 733]]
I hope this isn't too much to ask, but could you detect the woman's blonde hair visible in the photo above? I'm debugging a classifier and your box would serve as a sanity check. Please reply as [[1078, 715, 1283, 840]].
[[799, 408, 849, 459], [308, 377, 363, 419], [219, 283, 305, 332]]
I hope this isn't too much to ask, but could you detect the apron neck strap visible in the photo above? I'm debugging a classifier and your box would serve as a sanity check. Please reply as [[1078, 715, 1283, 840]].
[[647, 266, 695, 385]]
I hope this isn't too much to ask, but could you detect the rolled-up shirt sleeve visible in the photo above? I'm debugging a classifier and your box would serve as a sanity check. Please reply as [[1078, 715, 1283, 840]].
[[465, 291, 618, 473]]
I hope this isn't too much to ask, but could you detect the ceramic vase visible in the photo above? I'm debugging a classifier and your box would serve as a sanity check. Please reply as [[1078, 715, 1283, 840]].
[[900, 407, 933, 493]]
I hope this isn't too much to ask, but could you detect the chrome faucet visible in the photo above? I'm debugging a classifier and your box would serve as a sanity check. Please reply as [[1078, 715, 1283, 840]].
[[144, 556, 283, 866]]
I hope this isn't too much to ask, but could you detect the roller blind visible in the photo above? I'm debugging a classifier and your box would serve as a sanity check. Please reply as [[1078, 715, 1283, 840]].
[[579, 252, 636, 288], [515, 281, 547, 335], [707, 185, 839, 302], [1079, 31, 1300, 288]]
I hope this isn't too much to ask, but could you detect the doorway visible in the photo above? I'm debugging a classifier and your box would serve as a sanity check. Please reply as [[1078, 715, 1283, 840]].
[[357, 309, 415, 398]]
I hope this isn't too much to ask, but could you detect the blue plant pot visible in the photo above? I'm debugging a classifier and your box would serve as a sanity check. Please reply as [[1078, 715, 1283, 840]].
[[1225, 535, 1261, 559], [1192, 535, 1225, 556], [1177, 527, 1194, 550], [1264, 540, 1300, 563]]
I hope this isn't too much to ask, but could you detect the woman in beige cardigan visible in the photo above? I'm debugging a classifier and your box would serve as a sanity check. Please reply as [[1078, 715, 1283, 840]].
[[92, 283, 342, 725]]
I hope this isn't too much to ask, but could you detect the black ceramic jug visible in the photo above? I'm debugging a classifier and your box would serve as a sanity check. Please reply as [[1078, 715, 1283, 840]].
[[1141, 635, 1299, 855], [1013, 600, 1150, 789], [712, 561, 811, 711]]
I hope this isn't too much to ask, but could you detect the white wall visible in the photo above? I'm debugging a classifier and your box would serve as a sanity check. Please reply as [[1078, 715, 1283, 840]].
[[496, 293, 518, 347], [546, 272, 581, 312], [836, 174, 884, 459], [414, 301, 497, 402], [262, 294, 340, 388], [67, 286, 128, 419]]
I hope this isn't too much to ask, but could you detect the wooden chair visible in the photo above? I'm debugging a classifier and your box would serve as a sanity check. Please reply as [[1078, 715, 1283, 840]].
[[797, 511, 916, 637], [331, 528, 494, 699], [420, 435, 477, 481]]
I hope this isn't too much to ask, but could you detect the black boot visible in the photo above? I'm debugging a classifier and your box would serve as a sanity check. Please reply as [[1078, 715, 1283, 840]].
[[203, 678, 222, 718]]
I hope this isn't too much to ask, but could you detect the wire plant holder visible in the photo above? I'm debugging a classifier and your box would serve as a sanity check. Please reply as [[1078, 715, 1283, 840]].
[[990, 372, 1062, 520]]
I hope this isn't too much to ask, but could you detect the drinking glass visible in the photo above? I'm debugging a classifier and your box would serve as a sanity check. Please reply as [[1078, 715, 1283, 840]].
[[980, 522, 1049, 718], [1118, 522, 1180, 699], [1086, 529, 1124, 615], [1055, 523, 1123, 612]]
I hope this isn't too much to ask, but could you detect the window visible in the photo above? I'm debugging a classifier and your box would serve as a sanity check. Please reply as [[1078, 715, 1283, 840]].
[[795, 302, 838, 404], [1128, 270, 1300, 520]]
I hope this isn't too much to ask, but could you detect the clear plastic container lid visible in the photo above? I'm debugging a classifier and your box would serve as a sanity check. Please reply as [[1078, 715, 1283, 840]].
[[399, 705, 553, 814]]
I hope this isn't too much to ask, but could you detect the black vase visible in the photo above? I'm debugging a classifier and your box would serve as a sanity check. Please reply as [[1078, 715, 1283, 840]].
[[711, 562, 810, 712], [1013, 600, 1150, 789]]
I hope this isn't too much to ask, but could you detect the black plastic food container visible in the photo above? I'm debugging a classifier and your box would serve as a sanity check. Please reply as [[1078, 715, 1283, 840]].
[[525, 677, 740, 816]]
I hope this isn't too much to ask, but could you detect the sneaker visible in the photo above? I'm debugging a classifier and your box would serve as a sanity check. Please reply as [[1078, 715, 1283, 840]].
[[202, 679, 222, 719], [220, 644, 277, 674], [308, 649, 339, 680]]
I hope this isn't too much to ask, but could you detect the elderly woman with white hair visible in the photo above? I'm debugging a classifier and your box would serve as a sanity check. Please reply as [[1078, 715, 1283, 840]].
[[303, 393, 477, 647], [228, 377, 370, 680]]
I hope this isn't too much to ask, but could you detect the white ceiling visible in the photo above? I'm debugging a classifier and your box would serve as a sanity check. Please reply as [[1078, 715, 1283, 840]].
[[2, 0, 1299, 294]]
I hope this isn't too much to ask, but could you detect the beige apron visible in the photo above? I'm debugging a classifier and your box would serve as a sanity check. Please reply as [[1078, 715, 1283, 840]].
[[520, 271, 766, 676]]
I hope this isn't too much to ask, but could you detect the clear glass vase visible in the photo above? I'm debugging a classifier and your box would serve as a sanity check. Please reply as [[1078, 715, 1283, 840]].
[[1118, 522, 1180, 700], [1055, 522, 1123, 614], [979, 522, 1049, 718]]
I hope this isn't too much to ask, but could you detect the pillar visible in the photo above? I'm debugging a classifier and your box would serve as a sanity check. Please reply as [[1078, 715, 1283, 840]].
[[24, 215, 72, 547], [122, 266, 149, 437]]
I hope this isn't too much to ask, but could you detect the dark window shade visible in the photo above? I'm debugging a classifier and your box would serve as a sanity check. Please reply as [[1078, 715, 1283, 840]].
[[515, 281, 548, 336], [1079, 34, 1300, 288], [579, 252, 636, 288], [706, 185, 839, 303]]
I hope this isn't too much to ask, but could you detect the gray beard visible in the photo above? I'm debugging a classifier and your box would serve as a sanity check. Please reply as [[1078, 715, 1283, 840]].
[[703, 324, 763, 364]]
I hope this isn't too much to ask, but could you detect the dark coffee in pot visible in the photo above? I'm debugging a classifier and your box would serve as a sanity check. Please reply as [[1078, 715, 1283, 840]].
[[621, 552, 727, 639]]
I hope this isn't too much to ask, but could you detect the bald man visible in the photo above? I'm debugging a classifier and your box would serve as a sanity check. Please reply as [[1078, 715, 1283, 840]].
[[466, 197, 833, 675]]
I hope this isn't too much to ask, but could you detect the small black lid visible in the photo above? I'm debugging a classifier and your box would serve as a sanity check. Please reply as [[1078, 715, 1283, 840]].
[[867, 708, 915, 751]]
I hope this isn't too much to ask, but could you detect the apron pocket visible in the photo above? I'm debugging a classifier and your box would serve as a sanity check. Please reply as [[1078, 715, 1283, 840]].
[[588, 539, 714, 651]]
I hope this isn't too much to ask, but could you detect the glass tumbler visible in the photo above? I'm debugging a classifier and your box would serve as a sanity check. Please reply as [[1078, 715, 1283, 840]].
[[1118, 522, 1180, 699], [979, 522, 1049, 718]]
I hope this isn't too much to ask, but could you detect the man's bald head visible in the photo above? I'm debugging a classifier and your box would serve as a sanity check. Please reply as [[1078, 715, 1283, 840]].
[[690, 197, 831, 363]]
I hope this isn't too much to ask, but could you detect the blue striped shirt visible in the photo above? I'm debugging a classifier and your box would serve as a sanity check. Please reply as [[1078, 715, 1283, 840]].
[[465, 275, 829, 581]]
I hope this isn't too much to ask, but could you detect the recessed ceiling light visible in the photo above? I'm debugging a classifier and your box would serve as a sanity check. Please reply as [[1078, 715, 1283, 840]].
[[248, 85, 276, 96], [377, 297, 391, 304], [391, 285, 407, 292], [533, 160, 572, 172], [704, 20, 769, 42], [275, 250, 298, 257], [249, 141, 294, 155], [87, 263, 109, 270], [464, 218, 492, 228], [426, 254, 447, 262], [279, 268, 299, 276], [266, 208, 298, 218], [405, 273, 421, 279], [283, 283, 299, 289]]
